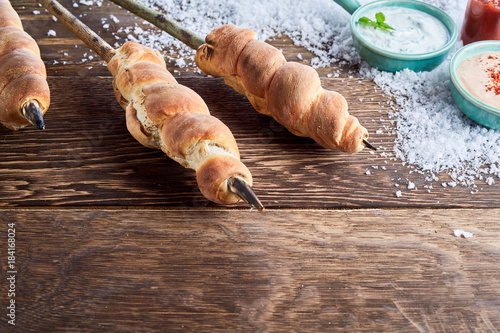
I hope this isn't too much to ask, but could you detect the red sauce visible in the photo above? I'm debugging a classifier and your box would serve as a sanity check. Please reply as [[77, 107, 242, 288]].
[[461, 0, 500, 45]]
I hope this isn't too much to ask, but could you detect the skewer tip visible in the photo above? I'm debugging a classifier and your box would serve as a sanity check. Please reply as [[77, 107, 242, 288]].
[[22, 100, 45, 130], [363, 139, 377, 151], [228, 176, 265, 211]]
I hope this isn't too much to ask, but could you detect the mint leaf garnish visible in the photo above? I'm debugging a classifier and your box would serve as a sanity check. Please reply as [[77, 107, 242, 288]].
[[358, 12, 395, 32], [375, 12, 386, 25]]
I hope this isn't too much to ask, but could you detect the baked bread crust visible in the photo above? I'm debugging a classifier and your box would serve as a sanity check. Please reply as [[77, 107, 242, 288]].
[[108, 41, 253, 204], [0, 0, 50, 130], [195, 24, 368, 153]]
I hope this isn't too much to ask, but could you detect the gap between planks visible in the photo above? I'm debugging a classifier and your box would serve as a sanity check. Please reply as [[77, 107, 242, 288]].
[[1, 206, 499, 212]]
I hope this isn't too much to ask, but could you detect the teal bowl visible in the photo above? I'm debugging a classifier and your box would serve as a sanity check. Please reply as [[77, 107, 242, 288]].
[[449, 41, 500, 130], [348, 0, 458, 72]]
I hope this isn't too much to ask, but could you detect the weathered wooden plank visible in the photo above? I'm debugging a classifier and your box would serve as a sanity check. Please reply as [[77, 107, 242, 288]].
[[2, 2, 497, 333], [15, 0, 359, 78], [0, 75, 496, 208], [0, 208, 499, 331], [0, 75, 497, 208], [5, 1, 496, 209]]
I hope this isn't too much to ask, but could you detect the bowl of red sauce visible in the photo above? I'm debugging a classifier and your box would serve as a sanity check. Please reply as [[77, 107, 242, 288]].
[[450, 40, 500, 130], [461, 0, 500, 45]]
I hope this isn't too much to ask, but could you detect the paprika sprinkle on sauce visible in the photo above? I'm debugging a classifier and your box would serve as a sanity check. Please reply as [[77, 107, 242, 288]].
[[457, 51, 500, 109], [485, 54, 500, 95]]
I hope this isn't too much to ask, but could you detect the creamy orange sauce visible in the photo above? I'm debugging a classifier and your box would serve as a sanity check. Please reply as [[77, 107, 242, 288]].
[[457, 51, 500, 109]]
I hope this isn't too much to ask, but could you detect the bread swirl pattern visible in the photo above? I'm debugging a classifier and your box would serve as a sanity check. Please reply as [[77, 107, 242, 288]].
[[0, 0, 50, 130], [107, 41, 254, 204], [195, 24, 369, 153]]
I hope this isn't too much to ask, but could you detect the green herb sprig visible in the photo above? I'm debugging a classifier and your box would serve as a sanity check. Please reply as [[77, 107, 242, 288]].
[[358, 12, 395, 32]]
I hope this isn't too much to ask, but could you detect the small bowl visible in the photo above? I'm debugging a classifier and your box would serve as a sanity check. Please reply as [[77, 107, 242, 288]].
[[449, 40, 500, 130], [349, 0, 458, 72]]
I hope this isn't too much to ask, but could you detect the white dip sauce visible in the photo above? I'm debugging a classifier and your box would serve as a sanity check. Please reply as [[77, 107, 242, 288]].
[[457, 51, 500, 109], [356, 6, 449, 54]]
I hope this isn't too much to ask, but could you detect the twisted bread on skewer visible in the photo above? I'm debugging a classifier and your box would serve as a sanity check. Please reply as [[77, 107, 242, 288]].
[[37, 0, 263, 209], [195, 25, 369, 153], [0, 0, 50, 130], [106, 0, 376, 152], [108, 41, 257, 205]]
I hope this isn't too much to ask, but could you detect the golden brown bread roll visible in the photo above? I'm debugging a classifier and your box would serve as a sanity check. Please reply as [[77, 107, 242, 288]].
[[107, 41, 255, 205], [0, 0, 50, 130], [195, 24, 369, 153]]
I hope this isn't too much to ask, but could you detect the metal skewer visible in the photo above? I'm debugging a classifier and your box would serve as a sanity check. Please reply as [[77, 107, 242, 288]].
[[363, 139, 378, 151], [228, 176, 265, 211], [36, 0, 264, 210], [22, 100, 45, 130]]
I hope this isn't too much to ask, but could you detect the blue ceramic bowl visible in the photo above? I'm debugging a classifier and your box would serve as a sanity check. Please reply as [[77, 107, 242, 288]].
[[450, 41, 500, 130], [349, 0, 458, 72]]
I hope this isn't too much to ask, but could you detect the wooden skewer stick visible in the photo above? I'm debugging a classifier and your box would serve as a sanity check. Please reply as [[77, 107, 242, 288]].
[[108, 0, 379, 152], [109, 0, 205, 50], [36, 0, 264, 210], [37, 0, 115, 62], [22, 100, 45, 130]]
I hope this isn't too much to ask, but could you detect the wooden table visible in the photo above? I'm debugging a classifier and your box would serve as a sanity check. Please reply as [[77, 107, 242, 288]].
[[2, 1, 499, 331]]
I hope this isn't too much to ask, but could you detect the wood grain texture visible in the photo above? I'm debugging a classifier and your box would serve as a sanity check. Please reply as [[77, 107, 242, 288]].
[[2, 1, 495, 209], [0, 76, 498, 208], [17, 0, 358, 78], [2, 3, 499, 332], [1, 209, 499, 332]]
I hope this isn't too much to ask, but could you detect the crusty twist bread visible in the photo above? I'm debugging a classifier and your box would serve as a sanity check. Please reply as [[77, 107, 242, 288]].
[[195, 24, 369, 153], [107, 41, 253, 204], [0, 0, 50, 130]]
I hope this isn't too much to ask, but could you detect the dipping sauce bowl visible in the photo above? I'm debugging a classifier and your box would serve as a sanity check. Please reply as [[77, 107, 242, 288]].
[[450, 40, 500, 130], [334, 0, 458, 72]]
